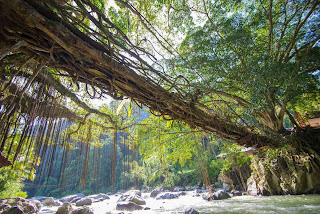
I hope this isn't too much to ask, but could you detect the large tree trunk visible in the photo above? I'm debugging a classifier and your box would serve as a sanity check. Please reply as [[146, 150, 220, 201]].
[[0, 0, 277, 148]]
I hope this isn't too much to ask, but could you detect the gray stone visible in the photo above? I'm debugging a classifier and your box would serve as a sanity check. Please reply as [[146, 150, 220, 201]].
[[56, 202, 73, 214], [185, 186, 194, 191], [69, 198, 81, 203], [173, 186, 185, 192], [177, 192, 187, 196], [117, 191, 146, 205], [247, 176, 258, 196], [231, 190, 242, 196], [43, 197, 61, 206], [195, 189, 204, 193], [21, 201, 38, 213], [223, 183, 233, 192], [30, 199, 42, 210], [156, 192, 179, 200], [150, 189, 161, 198], [0, 204, 10, 212], [60, 194, 85, 203], [2, 206, 23, 214], [214, 190, 231, 200], [116, 202, 143, 211], [75, 198, 92, 206], [202, 193, 216, 201], [185, 208, 200, 214], [88, 193, 110, 200], [71, 206, 94, 214]]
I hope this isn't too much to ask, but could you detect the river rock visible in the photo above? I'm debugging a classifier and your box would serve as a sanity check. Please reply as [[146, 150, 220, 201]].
[[247, 176, 258, 196], [75, 198, 92, 206], [20, 202, 39, 213], [60, 194, 85, 203], [88, 193, 110, 200], [231, 190, 243, 196], [29, 199, 41, 210], [127, 190, 142, 197], [0, 198, 41, 214], [214, 190, 231, 200], [116, 202, 143, 211], [185, 208, 200, 214], [223, 183, 233, 192], [177, 192, 187, 196], [202, 193, 215, 201], [56, 202, 73, 214], [117, 190, 146, 205], [71, 206, 94, 214], [248, 154, 320, 195], [202, 190, 231, 200], [2, 206, 23, 214], [43, 197, 61, 206], [150, 189, 161, 198], [195, 189, 205, 194], [0, 204, 10, 212], [156, 192, 179, 200], [173, 186, 185, 192]]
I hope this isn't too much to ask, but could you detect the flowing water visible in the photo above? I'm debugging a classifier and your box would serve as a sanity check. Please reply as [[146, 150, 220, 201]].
[[40, 192, 320, 214]]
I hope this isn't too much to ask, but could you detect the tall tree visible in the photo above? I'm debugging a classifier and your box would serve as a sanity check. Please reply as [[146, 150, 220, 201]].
[[0, 0, 319, 152]]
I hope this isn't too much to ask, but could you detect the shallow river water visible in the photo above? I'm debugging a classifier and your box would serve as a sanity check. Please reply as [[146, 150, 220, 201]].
[[40, 192, 320, 214]]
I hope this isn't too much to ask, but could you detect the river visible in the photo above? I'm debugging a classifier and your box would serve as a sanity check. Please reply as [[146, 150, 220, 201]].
[[40, 192, 320, 214]]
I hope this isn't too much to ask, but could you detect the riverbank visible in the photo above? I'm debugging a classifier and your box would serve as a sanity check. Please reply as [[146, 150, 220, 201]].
[[38, 191, 320, 214]]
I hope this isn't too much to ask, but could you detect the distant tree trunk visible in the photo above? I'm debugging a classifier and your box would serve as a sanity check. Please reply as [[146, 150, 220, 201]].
[[111, 130, 117, 192]]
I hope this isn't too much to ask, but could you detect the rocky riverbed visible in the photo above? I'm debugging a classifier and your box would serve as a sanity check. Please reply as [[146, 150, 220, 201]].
[[1, 187, 320, 214]]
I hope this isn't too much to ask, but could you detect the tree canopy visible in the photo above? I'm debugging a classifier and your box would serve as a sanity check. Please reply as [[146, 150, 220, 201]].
[[0, 0, 319, 150]]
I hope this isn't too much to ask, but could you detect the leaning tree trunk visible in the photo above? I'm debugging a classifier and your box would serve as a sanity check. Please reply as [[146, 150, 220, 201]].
[[0, 0, 277, 148]]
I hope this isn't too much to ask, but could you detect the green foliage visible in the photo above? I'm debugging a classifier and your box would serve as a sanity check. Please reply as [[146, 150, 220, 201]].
[[216, 143, 253, 175], [0, 165, 29, 198]]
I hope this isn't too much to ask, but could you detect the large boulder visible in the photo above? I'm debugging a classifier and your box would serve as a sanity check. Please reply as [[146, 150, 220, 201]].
[[223, 183, 233, 192], [75, 198, 92, 207], [56, 202, 73, 214], [185, 186, 197, 191], [0, 204, 10, 212], [156, 192, 179, 200], [88, 193, 110, 200], [117, 191, 146, 205], [202, 193, 215, 201], [185, 208, 200, 214], [60, 194, 85, 203], [248, 154, 320, 196], [202, 190, 231, 201], [20, 202, 38, 214], [2, 206, 23, 214], [150, 189, 161, 198], [29, 199, 41, 210], [126, 190, 142, 197], [247, 176, 258, 196], [173, 186, 185, 192], [71, 206, 94, 214], [0, 198, 41, 214], [43, 197, 61, 206], [214, 190, 231, 200], [116, 202, 143, 211]]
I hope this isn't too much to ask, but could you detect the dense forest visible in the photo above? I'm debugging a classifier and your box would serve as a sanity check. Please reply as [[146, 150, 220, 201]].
[[0, 0, 319, 198]]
